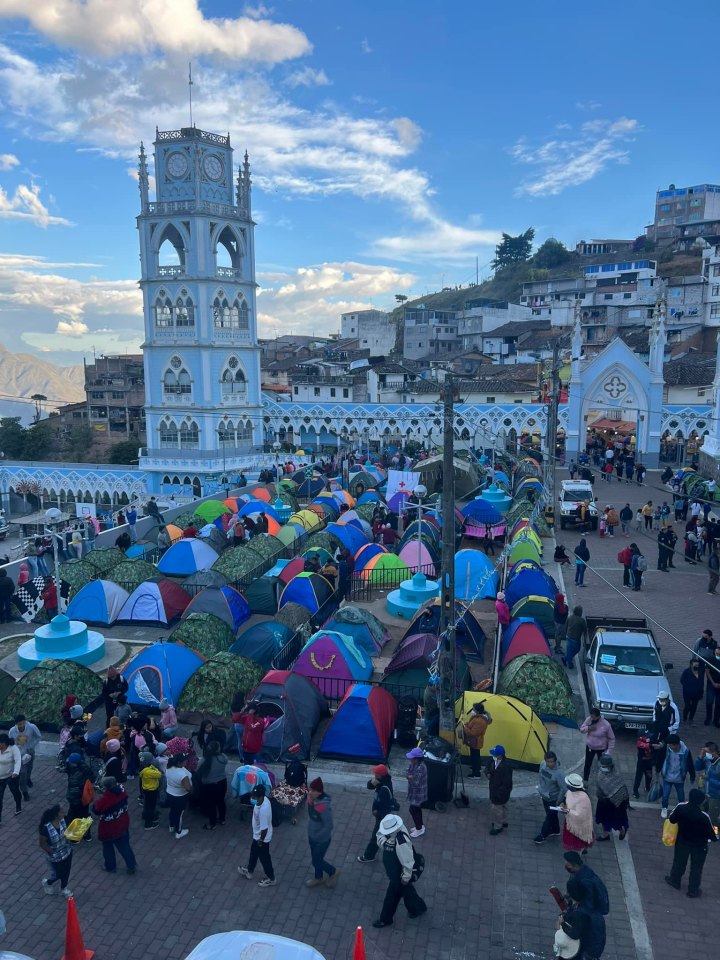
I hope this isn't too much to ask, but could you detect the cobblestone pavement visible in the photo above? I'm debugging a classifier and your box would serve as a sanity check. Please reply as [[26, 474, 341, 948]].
[[0, 754, 638, 960], [559, 468, 720, 953]]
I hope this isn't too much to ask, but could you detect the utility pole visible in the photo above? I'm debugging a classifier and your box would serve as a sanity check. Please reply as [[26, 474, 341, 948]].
[[438, 374, 457, 738], [546, 340, 561, 502]]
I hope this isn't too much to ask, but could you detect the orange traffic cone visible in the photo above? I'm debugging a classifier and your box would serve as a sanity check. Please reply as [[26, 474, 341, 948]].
[[62, 896, 94, 960], [352, 926, 366, 960]]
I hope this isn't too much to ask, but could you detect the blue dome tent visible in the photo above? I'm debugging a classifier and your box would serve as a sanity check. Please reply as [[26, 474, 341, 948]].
[[156, 538, 219, 576], [66, 580, 129, 625], [182, 585, 251, 633], [121, 641, 204, 708], [318, 684, 398, 763], [230, 621, 293, 668], [325, 522, 368, 555], [504, 567, 558, 610], [454, 549, 498, 600]]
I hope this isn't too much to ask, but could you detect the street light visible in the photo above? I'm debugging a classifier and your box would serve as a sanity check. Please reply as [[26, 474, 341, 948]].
[[44, 507, 63, 617], [273, 440, 282, 480], [413, 483, 427, 574]]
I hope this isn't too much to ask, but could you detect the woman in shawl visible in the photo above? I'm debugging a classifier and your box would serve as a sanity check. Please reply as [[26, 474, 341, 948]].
[[495, 592, 511, 627], [595, 754, 629, 840], [559, 773, 594, 853], [553, 593, 569, 656]]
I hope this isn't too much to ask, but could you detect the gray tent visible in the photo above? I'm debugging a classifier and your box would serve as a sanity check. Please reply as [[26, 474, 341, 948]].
[[243, 576, 281, 615]]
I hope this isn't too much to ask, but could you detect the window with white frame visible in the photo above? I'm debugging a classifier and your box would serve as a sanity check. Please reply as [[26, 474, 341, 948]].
[[155, 290, 173, 327], [163, 356, 192, 399], [220, 356, 247, 398], [175, 290, 195, 327], [236, 419, 253, 443], [159, 418, 178, 448], [179, 420, 199, 449]]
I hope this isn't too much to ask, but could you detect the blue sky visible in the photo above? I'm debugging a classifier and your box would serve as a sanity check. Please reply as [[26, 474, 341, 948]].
[[0, 0, 717, 370]]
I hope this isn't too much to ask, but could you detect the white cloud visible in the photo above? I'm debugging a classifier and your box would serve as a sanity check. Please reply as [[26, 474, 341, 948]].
[[0, 153, 19, 170], [55, 318, 89, 336], [361, 38, 372, 54], [373, 218, 502, 263], [0, 181, 72, 226], [285, 66, 331, 88], [511, 117, 640, 197], [0, 0, 311, 63]]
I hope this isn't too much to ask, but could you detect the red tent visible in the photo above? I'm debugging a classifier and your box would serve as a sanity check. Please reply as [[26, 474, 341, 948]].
[[500, 618, 550, 668]]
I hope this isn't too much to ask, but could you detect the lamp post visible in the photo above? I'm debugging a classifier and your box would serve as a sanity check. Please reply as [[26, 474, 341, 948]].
[[44, 507, 63, 615], [413, 483, 427, 575], [273, 440, 282, 480]]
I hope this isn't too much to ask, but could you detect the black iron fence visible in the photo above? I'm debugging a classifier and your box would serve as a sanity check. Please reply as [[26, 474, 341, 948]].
[[271, 592, 341, 670], [295, 674, 427, 705], [348, 562, 438, 601]]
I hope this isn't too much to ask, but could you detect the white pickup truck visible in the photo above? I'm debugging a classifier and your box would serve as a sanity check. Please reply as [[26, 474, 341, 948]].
[[558, 480, 598, 530]]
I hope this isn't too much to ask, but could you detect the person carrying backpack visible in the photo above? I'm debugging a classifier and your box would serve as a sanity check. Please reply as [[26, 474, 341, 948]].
[[357, 764, 398, 864], [630, 545, 647, 591], [372, 814, 426, 928], [617, 544, 634, 589]]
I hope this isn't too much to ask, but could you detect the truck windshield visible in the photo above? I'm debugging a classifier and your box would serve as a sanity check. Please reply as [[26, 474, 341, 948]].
[[596, 644, 662, 676], [562, 490, 589, 502]]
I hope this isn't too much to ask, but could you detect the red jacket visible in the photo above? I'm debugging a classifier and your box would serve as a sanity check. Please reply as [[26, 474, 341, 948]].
[[92, 787, 130, 840], [239, 713, 268, 754], [41, 581, 58, 608], [618, 546, 633, 567]]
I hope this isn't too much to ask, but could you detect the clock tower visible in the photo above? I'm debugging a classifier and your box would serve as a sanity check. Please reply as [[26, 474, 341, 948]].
[[137, 126, 262, 497]]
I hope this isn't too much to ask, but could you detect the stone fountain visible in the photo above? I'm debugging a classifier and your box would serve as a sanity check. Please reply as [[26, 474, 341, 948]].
[[17, 614, 106, 671]]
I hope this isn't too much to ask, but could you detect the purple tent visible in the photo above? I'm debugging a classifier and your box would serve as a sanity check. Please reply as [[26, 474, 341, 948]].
[[292, 630, 373, 699], [384, 633, 439, 674]]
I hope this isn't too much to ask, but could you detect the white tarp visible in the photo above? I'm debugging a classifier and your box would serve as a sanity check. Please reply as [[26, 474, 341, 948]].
[[184, 932, 327, 960]]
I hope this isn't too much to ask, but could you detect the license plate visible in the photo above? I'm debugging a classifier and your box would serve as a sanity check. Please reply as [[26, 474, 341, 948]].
[[624, 722, 644, 729]]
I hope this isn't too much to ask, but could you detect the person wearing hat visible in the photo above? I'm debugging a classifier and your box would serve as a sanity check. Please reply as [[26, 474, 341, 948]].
[[372, 814, 426, 928], [660, 733, 695, 818], [102, 739, 125, 784], [158, 698, 178, 740], [559, 775, 594, 853], [487, 744, 513, 835], [665, 787, 718, 897], [653, 689, 679, 738], [463, 701, 492, 779], [405, 748, 428, 838], [92, 777, 137, 875], [495, 592, 511, 627], [557, 877, 606, 959], [595, 755, 629, 841], [357, 764, 397, 864], [534, 751, 566, 845], [306, 776, 338, 888], [238, 784, 276, 887]]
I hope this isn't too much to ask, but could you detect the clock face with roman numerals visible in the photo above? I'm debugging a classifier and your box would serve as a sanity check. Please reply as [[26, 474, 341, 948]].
[[203, 154, 224, 181], [167, 151, 188, 179]]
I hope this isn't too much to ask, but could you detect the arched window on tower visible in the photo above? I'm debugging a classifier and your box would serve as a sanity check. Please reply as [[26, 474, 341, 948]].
[[213, 291, 231, 329], [231, 296, 250, 332], [236, 419, 253, 443], [218, 419, 236, 448], [215, 226, 241, 277], [220, 357, 247, 400], [163, 356, 192, 402], [175, 290, 195, 328], [179, 419, 200, 449], [157, 224, 187, 276], [154, 290, 173, 328], [159, 418, 179, 448]]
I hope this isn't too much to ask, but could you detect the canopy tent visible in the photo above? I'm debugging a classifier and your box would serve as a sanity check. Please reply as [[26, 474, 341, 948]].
[[301, 546, 333, 566], [288, 510, 322, 531], [318, 684, 398, 763], [402, 598, 487, 663], [397, 539, 439, 574], [354, 542, 388, 570], [507, 538, 542, 567], [118, 577, 190, 625], [509, 595, 555, 638], [504, 567, 557, 610], [412, 455, 484, 498], [347, 470, 380, 492], [515, 477, 544, 497], [123, 543, 157, 560], [498, 653, 576, 726], [0, 659, 101, 729], [401, 519, 441, 544], [500, 617, 551, 667], [361, 552, 410, 585], [279, 572, 335, 615], [157, 538, 219, 576], [108, 558, 158, 593], [177, 651, 263, 717], [246, 486, 272, 503], [303, 530, 343, 556], [276, 557, 307, 584], [122, 641, 204, 708], [454, 549, 499, 601], [231, 621, 293, 669], [183, 569, 230, 591], [274, 601, 313, 632], [327, 605, 389, 649], [242, 576, 281, 615], [182, 585, 251, 633], [84, 547, 124, 577], [494, 470, 511, 488], [507, 559, 542, 578], [244, 535, 282, 564], [197, 525, 229, 553], [461, 499, 503, 526], [293, 476, 328, 498], [510, 518, 540, 539], [331, 490, 355, 509], [274, 524, 303, 547], [292, 630, 373, 698], [388, 491, 411, 513], [249, 669, 329, 761], [454, 691, 548, 767], [169, 612, 235, 659], [322, 616, 379, 656], [354, 503, 378, 523], [66, 580, 130, 625], [588, 417, 635, 434], [325, 522, 368, 555], [381, 632, 445, 700]]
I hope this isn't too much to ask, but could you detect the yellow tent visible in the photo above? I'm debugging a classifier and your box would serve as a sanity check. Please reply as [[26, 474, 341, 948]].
[[288, 510, 321, 531], [454, 691, 548, 766], [507, 538, 541, 566], [511, 527, 542, 553]]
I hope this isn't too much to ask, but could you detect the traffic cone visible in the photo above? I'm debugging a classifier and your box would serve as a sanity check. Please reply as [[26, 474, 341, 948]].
[[61, 896, 94, 960], [352, 926, 366, 960]]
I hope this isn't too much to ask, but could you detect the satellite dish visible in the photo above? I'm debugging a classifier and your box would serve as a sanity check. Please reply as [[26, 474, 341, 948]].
[[45, 508, 62, 522]]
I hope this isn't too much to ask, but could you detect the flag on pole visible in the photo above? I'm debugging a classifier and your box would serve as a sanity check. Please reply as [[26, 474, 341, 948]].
[[385, 469, 417, 501]]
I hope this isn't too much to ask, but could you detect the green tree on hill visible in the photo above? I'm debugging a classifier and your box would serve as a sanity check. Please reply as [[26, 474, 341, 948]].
[[533, 237, 573, 269], [491, 228, 535, 272]]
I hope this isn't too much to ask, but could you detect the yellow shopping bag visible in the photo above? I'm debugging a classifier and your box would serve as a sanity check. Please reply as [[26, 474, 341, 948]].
[[64, 817, 93, 842], [662, 818, 678, 847]]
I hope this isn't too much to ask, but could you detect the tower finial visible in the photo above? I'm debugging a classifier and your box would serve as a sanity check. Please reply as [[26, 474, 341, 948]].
[[188, 61, 194, 127], [138, 141, 149, 211]]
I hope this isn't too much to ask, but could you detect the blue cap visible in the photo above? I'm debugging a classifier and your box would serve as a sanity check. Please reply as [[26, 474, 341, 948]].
[[489, 744, 505, 757], [65, 754, 82, 765]]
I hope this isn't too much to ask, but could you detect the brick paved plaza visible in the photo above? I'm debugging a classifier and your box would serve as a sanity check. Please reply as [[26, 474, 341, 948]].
[[1, 469, 719, 960]]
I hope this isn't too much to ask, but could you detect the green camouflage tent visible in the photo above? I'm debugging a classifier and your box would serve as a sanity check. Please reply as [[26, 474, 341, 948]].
[[354, 503, 377, 523], [1, 659, 103, 730], [326, 605, 389, 648], [177, 651, 263, 716], [244, 535, 282, 563], [274, 601, 313, 632], [85, 547, 125, 577], [212, 545, 262, 580], [506, 499, 551, 537], [169, 613, 235, 659], [497, 653, 575, 726], [0, 667, 16, 716], [108, 558, 157, 593], [303, 531, 343, 556], [58, 559, 97, 597]]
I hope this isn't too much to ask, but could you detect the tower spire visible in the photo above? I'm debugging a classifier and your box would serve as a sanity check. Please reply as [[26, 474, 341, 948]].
[[188, 62, 194, 127], [138, 141, 149, 211], [649, 295, 667, 379], [238, 151, 252, 218]]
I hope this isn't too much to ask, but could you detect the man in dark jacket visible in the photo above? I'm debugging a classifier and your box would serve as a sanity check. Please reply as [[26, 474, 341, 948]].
[[373, 814, 426, 928], [666, 527, 678, 568], [0, 568, 15, 623], [65, 753, 93, 841], [487, 744, 512, 835], [92, 777, 137, 875], [306, 776, 338, 888], [101, 667, 129, 726], [665, 788, 717, 897], [358, 764, 396, 863]]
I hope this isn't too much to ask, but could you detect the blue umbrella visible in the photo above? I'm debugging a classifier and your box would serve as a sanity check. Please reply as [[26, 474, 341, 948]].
[[462, 499, 502, 525]]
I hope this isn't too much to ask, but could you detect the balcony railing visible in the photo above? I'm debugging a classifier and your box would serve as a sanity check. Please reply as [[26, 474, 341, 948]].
[[213, 328, 251, 340], [158, 265, 184, 278], [154, 326, 196, 338], [147, 200, 238, 218], [217, 267, 243, 280]]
